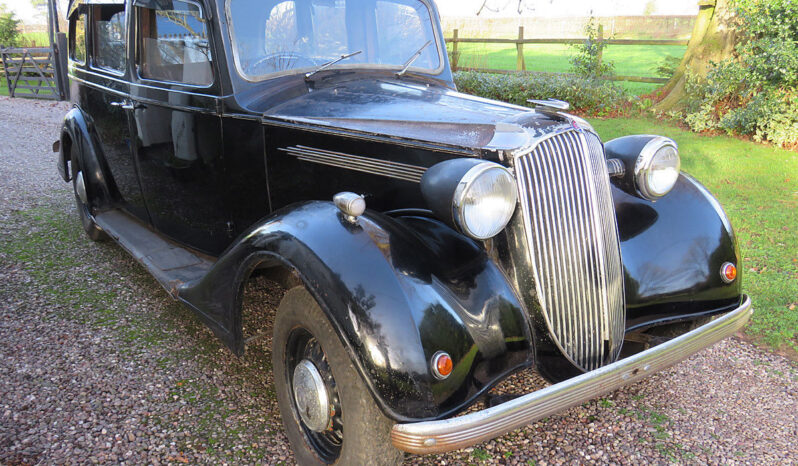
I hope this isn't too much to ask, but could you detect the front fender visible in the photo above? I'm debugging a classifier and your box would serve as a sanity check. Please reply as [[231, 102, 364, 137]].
[[178, 202, 533, 421], [614, 173, 743, 330]]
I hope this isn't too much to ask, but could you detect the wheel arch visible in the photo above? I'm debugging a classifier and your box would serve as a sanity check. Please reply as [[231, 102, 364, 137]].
[[58, 130, 73, 182], [60, 106, 115, 209], [177, 202, 534, 422]]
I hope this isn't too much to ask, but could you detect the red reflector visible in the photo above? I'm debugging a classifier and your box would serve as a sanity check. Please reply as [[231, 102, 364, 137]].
[[432, 352, 453, 379], [721, 263, 737, 283]]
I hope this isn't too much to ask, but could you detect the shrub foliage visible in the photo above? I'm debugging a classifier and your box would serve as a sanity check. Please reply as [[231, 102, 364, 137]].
[[0, 5, 21, 48], [569, 17, 615, 79], [683, 0, 798, 147], [454, 70, 626, 114], [453, 17, 627, 115]]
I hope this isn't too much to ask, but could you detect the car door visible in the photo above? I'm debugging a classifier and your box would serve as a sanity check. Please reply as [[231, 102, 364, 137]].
[[78, 2, 149, 221], [127, 0, 230, 256]]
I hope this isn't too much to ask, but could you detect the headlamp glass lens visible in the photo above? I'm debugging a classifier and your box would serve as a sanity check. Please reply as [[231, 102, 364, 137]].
[[646, 145, 680, 197], [458, 166, 517, 239]]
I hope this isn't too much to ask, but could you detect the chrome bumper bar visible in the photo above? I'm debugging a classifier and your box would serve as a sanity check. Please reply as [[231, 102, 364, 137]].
[[391, 296, 752, 454]]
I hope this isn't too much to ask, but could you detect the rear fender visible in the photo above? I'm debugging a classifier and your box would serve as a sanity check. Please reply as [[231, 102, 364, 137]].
[[178, 202, 533, 421], [60, 107, 115, 209]]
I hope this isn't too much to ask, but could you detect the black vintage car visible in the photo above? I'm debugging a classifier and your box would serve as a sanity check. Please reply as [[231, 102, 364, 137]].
[[59, 0, 751, 463]]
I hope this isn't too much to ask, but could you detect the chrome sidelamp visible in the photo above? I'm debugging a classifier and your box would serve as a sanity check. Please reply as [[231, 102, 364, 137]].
[[514, 130, 625, 372]]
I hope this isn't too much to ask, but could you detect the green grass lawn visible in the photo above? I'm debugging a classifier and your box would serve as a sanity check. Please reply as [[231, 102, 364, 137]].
[[591, 117, 798, 354], [20, 31, 50, 47], [449, 43, 686, 95], [1, 74, 54, 98]]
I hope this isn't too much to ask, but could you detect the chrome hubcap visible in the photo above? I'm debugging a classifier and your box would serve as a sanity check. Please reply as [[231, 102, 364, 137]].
[[292, 359, 330, 432], [75, 171, 88, 205]]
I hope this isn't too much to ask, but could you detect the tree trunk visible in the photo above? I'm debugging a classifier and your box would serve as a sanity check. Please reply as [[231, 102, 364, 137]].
[[655, 0, 738, 112]]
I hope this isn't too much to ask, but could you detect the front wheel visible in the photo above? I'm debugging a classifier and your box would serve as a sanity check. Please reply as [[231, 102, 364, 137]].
[[70, 146, 107, 242], [273, 287, 403, 465]]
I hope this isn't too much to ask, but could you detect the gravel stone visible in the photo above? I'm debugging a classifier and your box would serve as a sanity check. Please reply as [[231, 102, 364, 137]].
[[1, 96, 796, 464]]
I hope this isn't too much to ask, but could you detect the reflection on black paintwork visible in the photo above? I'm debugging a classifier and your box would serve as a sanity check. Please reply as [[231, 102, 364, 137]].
[[83, 86, 149, 221], [130, 95, 230, 255], [615, 181, 741, 324], [615, 201, 659, 242]]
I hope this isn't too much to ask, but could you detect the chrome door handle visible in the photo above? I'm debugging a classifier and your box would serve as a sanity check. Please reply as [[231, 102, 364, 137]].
[[110, 100, 146, 111]]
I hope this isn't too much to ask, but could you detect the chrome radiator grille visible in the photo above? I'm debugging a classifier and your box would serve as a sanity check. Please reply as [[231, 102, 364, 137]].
[[515, 130, 625, 372]]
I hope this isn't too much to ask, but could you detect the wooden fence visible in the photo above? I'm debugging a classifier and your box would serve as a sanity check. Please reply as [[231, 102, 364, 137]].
[[447, 25, 689, 84]]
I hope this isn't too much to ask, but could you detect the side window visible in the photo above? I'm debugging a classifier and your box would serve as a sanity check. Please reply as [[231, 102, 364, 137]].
[[92, 5, 127, 73], [70, 12, 87, 64], [137, 0, 213, 86]]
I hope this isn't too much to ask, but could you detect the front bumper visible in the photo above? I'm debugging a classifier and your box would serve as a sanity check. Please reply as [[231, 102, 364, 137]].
[[391, 295, 752, 454]]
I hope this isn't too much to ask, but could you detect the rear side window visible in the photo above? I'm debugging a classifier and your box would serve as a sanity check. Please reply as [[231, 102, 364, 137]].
[[137, 0, 213, 86], [70, 12, 87, 64], [92, 5, 127, 73]]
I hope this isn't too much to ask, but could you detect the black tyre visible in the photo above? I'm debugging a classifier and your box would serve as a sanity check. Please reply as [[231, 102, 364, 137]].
[[273, 287, 403, 465], [70, 146, 107, 242]]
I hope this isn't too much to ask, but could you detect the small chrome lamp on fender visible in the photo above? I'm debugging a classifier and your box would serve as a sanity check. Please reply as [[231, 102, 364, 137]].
[[333, 192, 366, 223], [604, 135, 681, 201], [421, 159, 518, 240]]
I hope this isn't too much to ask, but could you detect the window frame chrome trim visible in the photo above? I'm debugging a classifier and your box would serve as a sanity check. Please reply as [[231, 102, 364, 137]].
[[132, 0, 216, 89], [88, 3, 128, 77]]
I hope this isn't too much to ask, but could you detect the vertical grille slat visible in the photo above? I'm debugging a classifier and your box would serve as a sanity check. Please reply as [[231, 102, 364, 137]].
[[515, 130, 625, 372], [553, 135, 585, 361]]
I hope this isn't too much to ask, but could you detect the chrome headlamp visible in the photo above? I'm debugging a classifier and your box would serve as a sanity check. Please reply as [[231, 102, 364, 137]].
[[604, 135, 681, 201], [422, 159, 517, 240], [634, 138, 681, 200]]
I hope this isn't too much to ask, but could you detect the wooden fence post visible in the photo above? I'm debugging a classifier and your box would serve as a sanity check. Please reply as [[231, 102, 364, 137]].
[[516, 26, 526, 71], [1, 50, 11, 96], [437, 29, 686, 84], [451, 29, 459, 70], [55, 32, 69, 100], [596, 24, 604, 75]]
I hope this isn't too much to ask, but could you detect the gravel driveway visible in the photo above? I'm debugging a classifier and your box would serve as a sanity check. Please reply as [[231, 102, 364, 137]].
[[1, 96, 796, 465]]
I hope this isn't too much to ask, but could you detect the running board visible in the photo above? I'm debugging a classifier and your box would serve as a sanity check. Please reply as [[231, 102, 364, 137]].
[[94, 210, 215, 297]]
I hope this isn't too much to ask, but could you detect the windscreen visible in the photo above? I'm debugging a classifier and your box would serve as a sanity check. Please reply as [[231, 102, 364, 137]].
[[227, 0, 441, 79]]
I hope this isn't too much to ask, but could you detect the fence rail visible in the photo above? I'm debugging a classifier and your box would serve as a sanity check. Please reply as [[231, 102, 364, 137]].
[[1, 47, 60, 99], [1, 33, 68, 101], [446, 26, 688, 84]]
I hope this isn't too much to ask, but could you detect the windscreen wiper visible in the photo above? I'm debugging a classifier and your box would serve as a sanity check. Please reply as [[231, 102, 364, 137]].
[[305, 50, 363, 80], [396, 40, 433, 77]]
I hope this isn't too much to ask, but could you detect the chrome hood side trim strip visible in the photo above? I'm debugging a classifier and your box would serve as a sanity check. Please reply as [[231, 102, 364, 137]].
[[279, 145, 427, 183]]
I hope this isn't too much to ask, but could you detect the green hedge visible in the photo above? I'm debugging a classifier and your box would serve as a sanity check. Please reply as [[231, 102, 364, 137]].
[[453, 70, 627, 114]]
